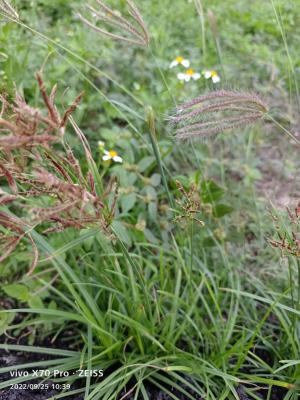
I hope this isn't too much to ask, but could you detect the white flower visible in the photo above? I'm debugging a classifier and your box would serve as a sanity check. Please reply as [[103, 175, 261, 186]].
[[204, 70, 221, 83], [98, 140, 105, 149], [177, 68, 201, 82], [102, 150, 123, 163], [133, 82, 141, 91], [170, 56, 190, 69]]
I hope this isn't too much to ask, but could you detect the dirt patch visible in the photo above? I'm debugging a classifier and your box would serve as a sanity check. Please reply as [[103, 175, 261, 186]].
[[0, 346, 290, 400], [256, 120, 300, 210], [0, 345, 84, 400]]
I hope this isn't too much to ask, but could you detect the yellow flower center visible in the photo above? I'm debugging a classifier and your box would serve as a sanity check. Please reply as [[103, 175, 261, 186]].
[[186, 68, 195, 76], [109, 150, 118, 158], [211, 71, 218, 77], [176, 56, 184, 63]]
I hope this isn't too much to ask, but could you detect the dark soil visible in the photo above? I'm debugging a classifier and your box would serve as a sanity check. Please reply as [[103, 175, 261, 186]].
[[0, 344, 291, 400], [117, 378, 203, 400], [237, 385, 289, 400], [0, 343, 84, 400], [0, 309, 292, 400], [0, 343, 292, 400], [1, 336, 203, 400]]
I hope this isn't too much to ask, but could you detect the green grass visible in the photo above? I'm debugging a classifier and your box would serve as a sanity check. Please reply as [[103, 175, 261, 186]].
[[0, 0, 300, 399]]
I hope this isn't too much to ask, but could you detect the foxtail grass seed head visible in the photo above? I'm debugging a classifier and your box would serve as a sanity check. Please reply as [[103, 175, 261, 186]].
[[0, 0, 19, 20], [170, 90, 268, 140], [78, 0, 149, 47]]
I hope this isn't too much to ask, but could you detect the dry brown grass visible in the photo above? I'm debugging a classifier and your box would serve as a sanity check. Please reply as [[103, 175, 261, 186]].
[[0, 74, 115, 274], [0, 73, 83, 152]]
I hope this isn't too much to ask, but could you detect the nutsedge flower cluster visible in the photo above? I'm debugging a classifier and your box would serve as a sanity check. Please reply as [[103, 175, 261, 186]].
[[0, 74, 117, 274]]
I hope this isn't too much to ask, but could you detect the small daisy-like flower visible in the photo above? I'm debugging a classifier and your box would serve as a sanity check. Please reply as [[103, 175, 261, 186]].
[[133, 82, 141, 91], [98, 140, 105, 150], [102, 150, 123, 163], [204, 70, 221, 83], [177, 68, 201, 82], [170, 56, 190, 69]]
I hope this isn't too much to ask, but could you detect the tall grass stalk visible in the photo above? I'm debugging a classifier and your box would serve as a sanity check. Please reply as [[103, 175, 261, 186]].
[[269, 0, 300, 111], [266, 113, 300, 146], [146, 106, 174, 209], [194, 0, 206, 59], [207, 9, 226, 81], [0, 11, 143, 107]]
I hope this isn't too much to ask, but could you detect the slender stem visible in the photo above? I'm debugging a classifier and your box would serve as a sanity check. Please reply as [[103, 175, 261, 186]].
[[266, 113, 300, 146], [147, 107, 174, 209], [270, 0, 300, 111], [150, 44, 177, 107], [84, 325, 92, 399], [194, 0, 206, 59], [190, 219, 194, 284], [208, 10, 226, 81], [288, 260, 296, 336], [297, 259, 300, 311], [288, 261, 295, 309], [0, 13, 144, 107]]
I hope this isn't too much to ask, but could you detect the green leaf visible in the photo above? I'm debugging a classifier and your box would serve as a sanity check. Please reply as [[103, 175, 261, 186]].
[[127, 173, 138, 186], [138, 156, 155, 173], [80, 228, 95, 252], [144, 228, 159, 244], [202, 236, 217, 247], [148, 202, 157, 221], [121, 193, 137, 214], [201, 180, 225, 203], [244, 166, 262, 181], [102, 103, 124, 120], [28, 296, 44, 309], [0, 52, 8, 62], [145, 186, 157, 200], [3, 284, 30, 302], [150, 173, 161, 187], [213, 204, 234, 218], [48, 300, 57, 310], [111, 221, 132, 246], [172, 175, 190, 190], [0, 313, 15, 335]]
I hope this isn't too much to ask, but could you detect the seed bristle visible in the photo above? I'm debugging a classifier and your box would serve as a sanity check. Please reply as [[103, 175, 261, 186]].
[[79, 0, 149, 47], [171, 90, 268, 140], [0, 0, 19, 20]]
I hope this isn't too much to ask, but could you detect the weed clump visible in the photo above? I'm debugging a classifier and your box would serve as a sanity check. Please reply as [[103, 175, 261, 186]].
[[0, 74, 114, 274], [269, 201, 300, 258], [0, 73, 83, 151]]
